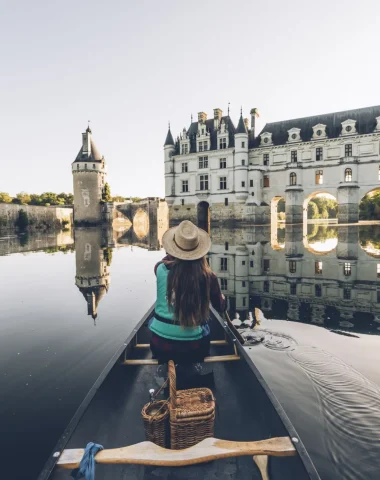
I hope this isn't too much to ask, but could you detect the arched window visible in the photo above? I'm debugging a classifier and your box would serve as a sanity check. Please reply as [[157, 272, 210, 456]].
[[290, 172, 297, 185], [345, 168, 352, 182]]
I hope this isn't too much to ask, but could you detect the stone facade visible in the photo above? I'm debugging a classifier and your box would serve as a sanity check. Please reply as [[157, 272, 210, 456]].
[[0, 229, 73, 256], [0, 203, 73, 232], [165, 105, 380, 225]]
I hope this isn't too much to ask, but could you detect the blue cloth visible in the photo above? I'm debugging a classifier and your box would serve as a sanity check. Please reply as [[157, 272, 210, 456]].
[[71, 442, 104, 480]]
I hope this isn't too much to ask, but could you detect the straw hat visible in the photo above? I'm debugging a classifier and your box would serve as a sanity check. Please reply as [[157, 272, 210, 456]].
[[162, 220, 211, 261]]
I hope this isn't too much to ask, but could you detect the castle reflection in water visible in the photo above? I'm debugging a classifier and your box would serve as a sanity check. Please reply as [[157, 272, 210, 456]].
[[208, 224, 380, 334], [2, 218, 380, 333]]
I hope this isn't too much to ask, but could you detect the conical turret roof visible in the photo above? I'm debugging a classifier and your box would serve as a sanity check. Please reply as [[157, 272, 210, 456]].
[[164, 127, 175, 146], [236, 114, 248, 134]]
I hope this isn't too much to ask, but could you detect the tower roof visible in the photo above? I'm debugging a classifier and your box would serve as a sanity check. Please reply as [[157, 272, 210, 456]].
[[164, 127, 175, 146], [74, 128, 103, 163], [236, 114, 248, 134]]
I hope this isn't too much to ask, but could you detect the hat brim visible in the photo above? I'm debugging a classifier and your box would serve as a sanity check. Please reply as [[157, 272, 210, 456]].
[[162, 226, 211, 261]]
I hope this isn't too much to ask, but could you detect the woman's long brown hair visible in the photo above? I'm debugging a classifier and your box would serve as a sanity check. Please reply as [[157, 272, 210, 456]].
[[166, 256, 211, 328]]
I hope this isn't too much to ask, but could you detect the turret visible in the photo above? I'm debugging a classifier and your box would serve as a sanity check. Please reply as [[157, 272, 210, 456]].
[[234, 110, 249, 202], [164, 124, 176, 206], [72, 127, 107, 224]]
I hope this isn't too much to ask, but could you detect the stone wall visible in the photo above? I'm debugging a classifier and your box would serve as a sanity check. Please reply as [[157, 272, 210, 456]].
[[0, 204, 73, 232], [170, 204, 197, 225], [169, 202, 255, 226]]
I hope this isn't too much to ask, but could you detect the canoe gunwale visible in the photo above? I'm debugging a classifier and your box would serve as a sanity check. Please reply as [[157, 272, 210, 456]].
[[210, 306, 321, 480], [37, 302, 156, 480], [38, 303, 321, 480]]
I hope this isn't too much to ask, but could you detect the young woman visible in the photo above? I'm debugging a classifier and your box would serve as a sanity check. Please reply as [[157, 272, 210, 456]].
[[149, 220, 226, 364]]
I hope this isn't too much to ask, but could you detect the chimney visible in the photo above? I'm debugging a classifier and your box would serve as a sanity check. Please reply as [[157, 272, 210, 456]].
[[198, 112, 207, 124], [82, 129, 91, 156], [213, 108, 223, 129], [244, 118, 249, 131], [250, 108, 257, 137]]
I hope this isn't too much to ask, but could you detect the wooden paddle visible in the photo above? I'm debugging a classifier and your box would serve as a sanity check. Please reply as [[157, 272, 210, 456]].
[[254, 454, 269, 480], [224, 311, 245, 344], [57, 436, 296, 469]]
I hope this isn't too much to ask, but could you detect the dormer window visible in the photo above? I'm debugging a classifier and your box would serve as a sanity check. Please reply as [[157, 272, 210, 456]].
[[219, 137, 227, 149], [260, 132, 273, 146], [181, 143, 189, 155], [287, 128, 301, 143], [341, 119, 357, 136], [312, 124, 327, 139], [375, 117, 380, 132]]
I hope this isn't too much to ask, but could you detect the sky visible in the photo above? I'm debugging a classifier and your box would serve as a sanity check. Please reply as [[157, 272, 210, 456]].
[[1, 0, 380, 198]]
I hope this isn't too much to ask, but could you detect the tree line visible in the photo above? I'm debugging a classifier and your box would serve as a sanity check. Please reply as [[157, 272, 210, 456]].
[[0, 190, 143, 206]]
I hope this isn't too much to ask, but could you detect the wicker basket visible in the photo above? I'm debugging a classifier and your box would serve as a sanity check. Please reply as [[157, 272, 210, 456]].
[[141, 400, 169, 448], [168, 360, 215, 450]]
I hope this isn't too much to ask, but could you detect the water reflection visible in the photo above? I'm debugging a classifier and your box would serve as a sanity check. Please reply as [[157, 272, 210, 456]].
[[210, 224, 380, 335]]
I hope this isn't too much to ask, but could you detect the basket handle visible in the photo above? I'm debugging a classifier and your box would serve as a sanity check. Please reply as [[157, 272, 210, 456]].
[[168, 360, 176, 410]]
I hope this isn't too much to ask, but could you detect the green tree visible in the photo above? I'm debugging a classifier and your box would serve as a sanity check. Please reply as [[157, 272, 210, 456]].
[[0, 192, 12, 203], [101, 183, 112, 203], [360, 192, 380, 220], [16, 192, 31, 205], [277, 198, 285, 213], [112, 195, 127, 202], [16, 209, 29, 231], [308, 201, 319, 219]]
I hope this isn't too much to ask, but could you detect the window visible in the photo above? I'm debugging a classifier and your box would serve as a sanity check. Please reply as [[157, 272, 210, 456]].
[[289, 261, 297, 273], [241, 181, 245, 187], [263, 259, 270, 272], [291, 150, 297, 163], [182, 162, 188, 173], [199, 175, 209, 191], [345, 168, 352, 182], [181, 199, 184, 205], [219, 137, 227, 149], [264, 280, 270, 292], [250, 179, 253, 187], [315, 261, 323, 274], [377, 264, 380, 278], [242, 261, 246, 265], [316, 170, 323, 185], [225, 197, 228, 206], [220, 158, 226, 169], [203, 141, 208, 151], [242, 297, 246, 307], [315, 285, 322, 297], [290, 284, 297, 295], [242, 281, 246, 287], [201, 128, 205, 135], [225, 242, 229, 251], [93, 164, 95, 169], [263, 175, 270, 187], [77, 164, 79, 170], [344, 262, 351, 276], [221, 278, 228, 290], [242, 141, 245, 148], [199, 156, 208, 168], [250, 260, 254, 267], [263, 154, 269, 166], [182, 180, 188, 193], [220, 177, 227, 190], [220, 257, 228, 271], [242, 159, 245, 166], [85, 163, 87, 169], [343, 288, 351, 300], [181, 144, 188, 155], [345, 144, 352, 157], [316, 147, 323, 161], [290, 172, 297, 185], [198, 142, 203, 152]]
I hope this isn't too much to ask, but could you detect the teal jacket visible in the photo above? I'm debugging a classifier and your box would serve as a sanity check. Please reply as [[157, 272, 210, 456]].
[[149, 263, 204, 341]]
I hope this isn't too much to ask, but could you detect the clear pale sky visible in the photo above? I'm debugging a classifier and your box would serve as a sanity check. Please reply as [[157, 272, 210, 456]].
[[1, 0, 379, 198]]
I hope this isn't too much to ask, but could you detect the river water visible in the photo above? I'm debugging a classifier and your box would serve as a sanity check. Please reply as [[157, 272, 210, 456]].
[[1, 223, 380, 479]]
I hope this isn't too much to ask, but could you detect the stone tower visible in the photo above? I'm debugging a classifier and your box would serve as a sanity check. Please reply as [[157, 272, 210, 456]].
[[72, 127, 107, 224], [74, 228, 111, 322]]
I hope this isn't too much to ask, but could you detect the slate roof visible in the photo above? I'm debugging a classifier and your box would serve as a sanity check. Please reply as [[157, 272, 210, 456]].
[[236, 114, 248, 134], [184, 116, 236, 153], [74, 135, 103, 163], [164, 128, 175, 146], [251, 105, 380, 147]]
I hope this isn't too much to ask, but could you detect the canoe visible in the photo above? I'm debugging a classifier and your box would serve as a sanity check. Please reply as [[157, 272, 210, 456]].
[[38, 304, 321, 480]]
